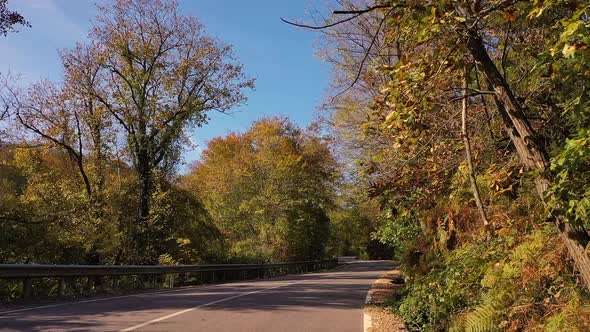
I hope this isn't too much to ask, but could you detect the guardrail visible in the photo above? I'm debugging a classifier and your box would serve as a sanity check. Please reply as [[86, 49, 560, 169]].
[[0, 259, 338, 301], [337, 256, 358, 263]]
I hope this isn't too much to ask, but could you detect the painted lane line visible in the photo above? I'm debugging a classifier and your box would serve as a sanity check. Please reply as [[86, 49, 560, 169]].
[[0, 280, 283, 317], [119, 280, 305, 332], [364, 282, 374, 332], [0, 268, 335, 317], [0, 293, 157, 317], [364, 312, 373, 332]]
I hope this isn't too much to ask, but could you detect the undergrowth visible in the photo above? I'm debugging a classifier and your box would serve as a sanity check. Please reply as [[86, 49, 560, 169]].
[[382, 167, 590, 331], [388, 224, 590, 331]]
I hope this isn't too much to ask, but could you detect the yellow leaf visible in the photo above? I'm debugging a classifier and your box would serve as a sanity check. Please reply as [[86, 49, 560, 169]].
[[562, 44, 577, 57], [497, 228, 510, 237]]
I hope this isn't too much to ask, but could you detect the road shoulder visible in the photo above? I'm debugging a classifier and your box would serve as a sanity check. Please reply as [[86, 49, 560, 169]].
[[363, 267, 407, 332]]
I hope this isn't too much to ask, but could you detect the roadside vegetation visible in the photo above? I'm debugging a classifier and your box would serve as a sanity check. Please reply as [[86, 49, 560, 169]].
[[308, 0, 590, 330]]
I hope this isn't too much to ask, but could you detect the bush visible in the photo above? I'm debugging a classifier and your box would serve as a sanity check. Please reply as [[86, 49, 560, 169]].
[[394, 237, 507, 331]]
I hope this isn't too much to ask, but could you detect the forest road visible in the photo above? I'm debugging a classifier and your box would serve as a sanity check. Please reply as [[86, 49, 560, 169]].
[[0, 260, 394, 332]]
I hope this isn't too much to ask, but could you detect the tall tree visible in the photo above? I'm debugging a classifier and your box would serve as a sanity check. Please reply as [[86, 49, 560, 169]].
[[183, 118, 337, 261], [2, 0, 253, 263], [8, 80, 95, 199], [295, 0, 590, 291], [66, 0, 254, 258]]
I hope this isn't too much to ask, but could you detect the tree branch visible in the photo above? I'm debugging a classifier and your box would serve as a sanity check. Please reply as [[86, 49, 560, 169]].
[[280, 4, 391, 30], [330, 7, 393, 103]]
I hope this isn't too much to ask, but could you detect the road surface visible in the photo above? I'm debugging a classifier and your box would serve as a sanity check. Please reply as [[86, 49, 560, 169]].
[[0, 261, 393, 332]]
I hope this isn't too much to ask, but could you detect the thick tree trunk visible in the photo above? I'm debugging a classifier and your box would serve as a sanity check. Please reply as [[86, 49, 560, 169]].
[[136, 148, 151, 224], [134, 150, 152, 263], [462, 65, 489, 226], [138, 171, 151, 223], [466, 30, 590, 291], [75, 157, 93, 199]]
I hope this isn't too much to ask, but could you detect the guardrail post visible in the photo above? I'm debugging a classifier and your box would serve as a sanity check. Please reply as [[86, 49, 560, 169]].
[[86, 276, 93, 294], [169, 274, 175, 288], [113, 275, 119, 290], [58, 277, 65, 297], [22, 278, 32, 300]]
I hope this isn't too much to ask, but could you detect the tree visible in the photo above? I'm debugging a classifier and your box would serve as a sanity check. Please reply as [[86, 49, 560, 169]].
[[294, 0, 590, 291], [1, 0, 252, 264], [298, 2, 590, 328], [183, 117, 338, 261], [391, 0, 590, 292], [328, 183, 384, 258], [60, 0, 254, 259], [9, 80, 95, 199], [3, 49, 117, 263], [461, 65, 489, 226], [0, 0, 30, 37], [91, 0, 253, 219]]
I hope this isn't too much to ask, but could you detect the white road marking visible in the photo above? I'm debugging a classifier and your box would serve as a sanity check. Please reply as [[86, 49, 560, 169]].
[[0, 293, 162, 316], [364, 276, 375, 332], [364, 312, 373, 332], [0, 278, 290, 317], [119, 280, 304, 331]]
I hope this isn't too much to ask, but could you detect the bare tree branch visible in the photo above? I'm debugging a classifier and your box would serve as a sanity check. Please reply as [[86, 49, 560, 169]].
[[330, 7, 393, 103], [280, 4, 390, 30]]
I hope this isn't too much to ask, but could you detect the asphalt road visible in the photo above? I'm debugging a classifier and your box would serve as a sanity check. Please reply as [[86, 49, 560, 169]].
[[0, 261, 394, 332]]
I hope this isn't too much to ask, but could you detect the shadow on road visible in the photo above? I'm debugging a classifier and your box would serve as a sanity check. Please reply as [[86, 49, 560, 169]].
[[0, 261, 396, 332]]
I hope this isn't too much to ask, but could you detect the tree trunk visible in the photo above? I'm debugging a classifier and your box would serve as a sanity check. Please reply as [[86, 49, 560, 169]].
[[138, 170, 151, 224], [462, 65, 489, 226], [75, 156, 93, 199], [134, 150, 152, 263], [466, 30, 590, 291], [137, 148, 152, 224]]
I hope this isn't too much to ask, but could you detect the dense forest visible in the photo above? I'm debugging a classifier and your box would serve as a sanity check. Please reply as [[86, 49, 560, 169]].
[[2, 0, 590, 330]]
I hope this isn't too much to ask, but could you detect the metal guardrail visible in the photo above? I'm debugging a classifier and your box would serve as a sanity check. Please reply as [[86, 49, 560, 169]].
[[337, 256, 358, 263], [0, 260, 337, 278], [0, 259, 338, 300]]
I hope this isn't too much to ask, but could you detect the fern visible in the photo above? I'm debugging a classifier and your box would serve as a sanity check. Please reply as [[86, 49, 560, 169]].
[[450, 290, 508, 332], [451, 303, 500, 332], [464, 303, 499, 332]]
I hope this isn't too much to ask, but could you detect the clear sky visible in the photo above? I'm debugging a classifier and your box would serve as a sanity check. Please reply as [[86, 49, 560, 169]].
[[0, 0, 332, 171]]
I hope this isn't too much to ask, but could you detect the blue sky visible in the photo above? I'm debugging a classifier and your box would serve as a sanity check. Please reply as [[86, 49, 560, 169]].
[[0, 0, 332, 171]]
